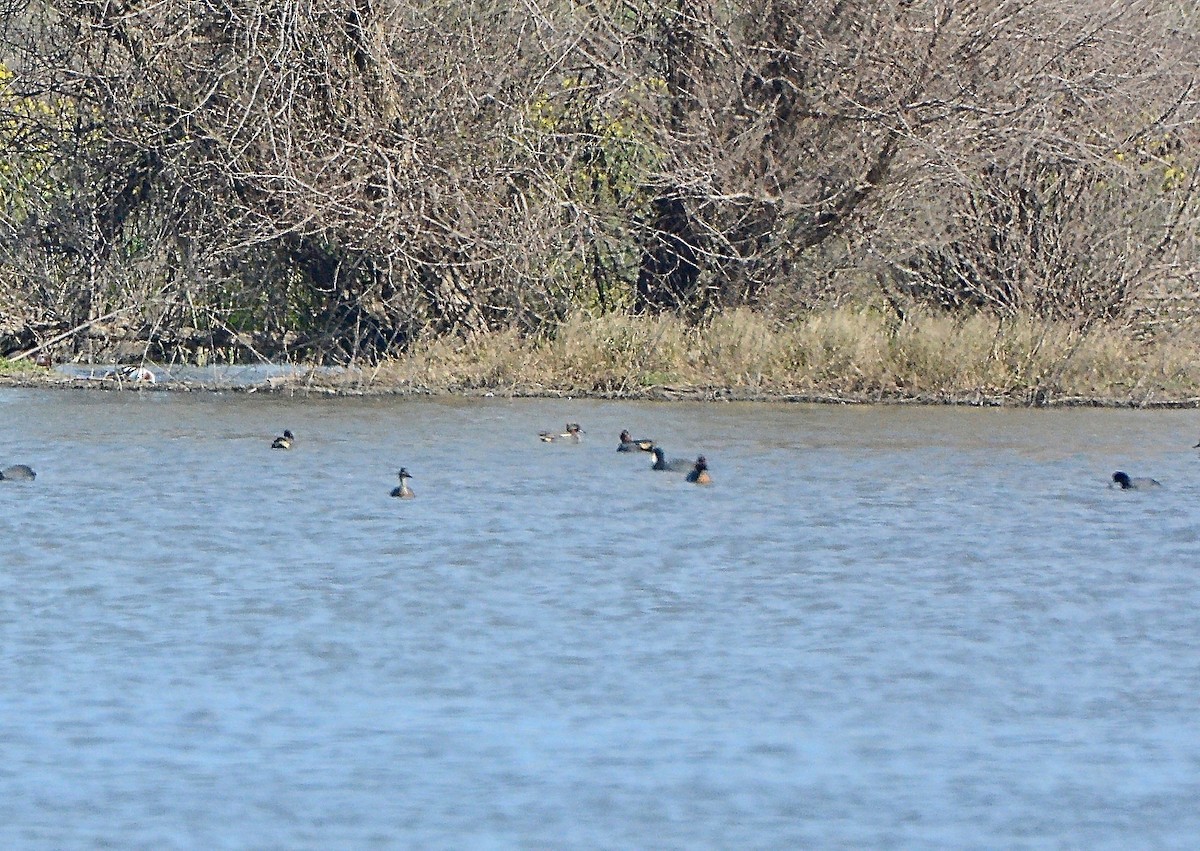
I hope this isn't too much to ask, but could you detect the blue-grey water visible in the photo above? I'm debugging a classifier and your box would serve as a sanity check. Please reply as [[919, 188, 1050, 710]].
[[2, 388, 1199, 849]]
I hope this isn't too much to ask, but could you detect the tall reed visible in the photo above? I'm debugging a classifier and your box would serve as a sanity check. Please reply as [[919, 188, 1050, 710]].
[[366, 304, 1200, 403]]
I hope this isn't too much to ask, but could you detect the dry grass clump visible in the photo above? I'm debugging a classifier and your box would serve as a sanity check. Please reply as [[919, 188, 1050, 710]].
[[371, 327, 533, 389], [368, 304, 1200, 403], [544, 313, 692, 390], [1054, 329, 1200, 399], [880, 310, 1064, 397]]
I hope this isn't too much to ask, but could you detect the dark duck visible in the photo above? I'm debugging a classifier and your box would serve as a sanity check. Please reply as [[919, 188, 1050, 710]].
[[651, 447, 693, 472], [686, 456, 712, 484], [617, 430, 655, 452], [1111, 471, 1161, 490]]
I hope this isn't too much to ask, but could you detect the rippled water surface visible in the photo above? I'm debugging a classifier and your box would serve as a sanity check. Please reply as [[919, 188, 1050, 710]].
[[3, 389, 1200, 849]]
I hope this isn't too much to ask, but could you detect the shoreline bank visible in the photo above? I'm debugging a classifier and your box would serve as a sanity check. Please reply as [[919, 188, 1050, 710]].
[[4, 368, 1199, 409], [6, 305, 1200, 408]]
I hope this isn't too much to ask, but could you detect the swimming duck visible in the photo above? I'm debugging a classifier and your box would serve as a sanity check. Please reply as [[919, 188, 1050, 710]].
[[1111, 471, 1161, 490], [539, 423, 584, 443], [651, 447, 693, 472], [271, 429, 295, 450], [686, 456, 712, 484], [0, 464, 36, 481], [617, 430, 655, 452], [390, 468, 415, 498]]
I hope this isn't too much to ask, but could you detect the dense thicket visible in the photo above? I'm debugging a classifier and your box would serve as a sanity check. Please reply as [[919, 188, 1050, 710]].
[[0, 0, 1197, 362]]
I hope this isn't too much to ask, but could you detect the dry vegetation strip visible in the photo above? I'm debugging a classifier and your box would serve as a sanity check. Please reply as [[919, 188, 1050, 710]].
[[363, 306, 1200, 405], [5, 303, 1200, 406]]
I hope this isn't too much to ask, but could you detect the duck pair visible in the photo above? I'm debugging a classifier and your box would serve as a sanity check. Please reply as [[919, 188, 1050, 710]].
[[615, 429, 711, 484], [541, 424, 653, 452], [651, 447, 712, 484], [270, 428, 414, 498], [540, 423, 584, 443]]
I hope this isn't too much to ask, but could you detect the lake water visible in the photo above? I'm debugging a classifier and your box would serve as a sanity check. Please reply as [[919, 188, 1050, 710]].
[[2, 388, 1199, 849]]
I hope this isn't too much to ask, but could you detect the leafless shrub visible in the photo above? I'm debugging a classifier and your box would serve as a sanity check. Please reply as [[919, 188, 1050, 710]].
[[0, 0, 1196, 363], [867, 1, 1200, 328]]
